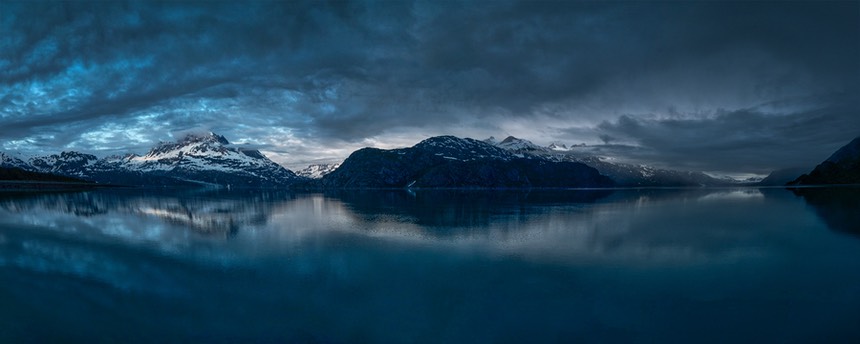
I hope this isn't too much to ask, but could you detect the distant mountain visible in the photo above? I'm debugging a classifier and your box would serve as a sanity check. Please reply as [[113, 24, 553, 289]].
[[4, 132, 303, 187], [789, 136, 860, 185], [758, 167, 809, 186], [296, 163, 341, 179], [320, 136, 613, 188], [486, 136, 727, 187]]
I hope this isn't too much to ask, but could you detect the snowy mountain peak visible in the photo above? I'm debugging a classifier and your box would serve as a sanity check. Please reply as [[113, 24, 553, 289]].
[[144, 132, 233, 159], [134, 133, 256, 165], [117, 132, 301, 185], [178, 132, 230, 145], [496, 136, 544, 152]]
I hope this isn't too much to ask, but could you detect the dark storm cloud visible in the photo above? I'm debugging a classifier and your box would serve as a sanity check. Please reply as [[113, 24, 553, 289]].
[[594, 96, 860, 174], [0, 0, 858, 172]]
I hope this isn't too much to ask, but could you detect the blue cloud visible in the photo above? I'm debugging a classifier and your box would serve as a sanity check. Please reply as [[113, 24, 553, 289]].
[[0, 1, 857, 173]]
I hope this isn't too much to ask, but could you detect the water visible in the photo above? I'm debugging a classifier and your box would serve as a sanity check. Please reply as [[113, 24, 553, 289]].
[[1, 187, 859, 343]]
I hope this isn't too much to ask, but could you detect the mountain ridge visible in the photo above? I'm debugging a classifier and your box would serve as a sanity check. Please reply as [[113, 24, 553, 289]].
[[6, 132, 818, 189]]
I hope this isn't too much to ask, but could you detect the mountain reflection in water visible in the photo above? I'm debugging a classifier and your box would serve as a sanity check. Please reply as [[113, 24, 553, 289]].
[[0, 188, 856, 257], [0, 189, 288, 238], [1, 187, 859, 342], [791, 187, 860, 237]]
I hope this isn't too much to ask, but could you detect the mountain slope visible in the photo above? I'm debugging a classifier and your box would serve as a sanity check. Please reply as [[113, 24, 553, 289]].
[[320, 136, 613, 188], [789, 136, 860, 185]]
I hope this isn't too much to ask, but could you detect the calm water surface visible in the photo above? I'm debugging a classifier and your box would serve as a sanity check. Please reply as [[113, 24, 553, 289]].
[[1, 187, 859, 343]]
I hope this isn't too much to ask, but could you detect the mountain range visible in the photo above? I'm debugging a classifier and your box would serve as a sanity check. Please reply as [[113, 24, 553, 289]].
[[3, 132, 858, 189], [1, 132, 301, 187], [317, 136, 613, 188], [484, 136, 730, 187]]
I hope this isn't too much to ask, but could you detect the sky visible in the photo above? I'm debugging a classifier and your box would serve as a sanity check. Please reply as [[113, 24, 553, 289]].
[[1, 1, 858, 175]]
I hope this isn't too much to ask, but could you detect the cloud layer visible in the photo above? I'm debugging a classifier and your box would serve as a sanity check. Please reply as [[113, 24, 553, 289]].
[[1, 1, 858, 172]]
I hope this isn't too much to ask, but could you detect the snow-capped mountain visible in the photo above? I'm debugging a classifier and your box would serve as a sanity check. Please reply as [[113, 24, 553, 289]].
[[485, 136, 727, 187], [296, 163, 341, 179], [119, 132, 300, 186], [7, 132, 303, 187]]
